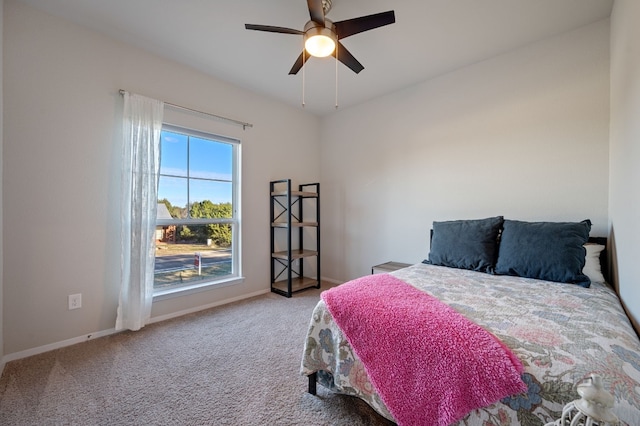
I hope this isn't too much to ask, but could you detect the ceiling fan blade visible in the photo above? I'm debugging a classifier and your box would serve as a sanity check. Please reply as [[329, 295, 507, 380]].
[[333, 41, 364, 74], [307, 0, 325, 25], [334, 11, 395, 39], [245, 24, 303, 35], [288, 51, 311, 75]]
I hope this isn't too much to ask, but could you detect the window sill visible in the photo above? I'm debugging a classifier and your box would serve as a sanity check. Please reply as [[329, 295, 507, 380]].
[[152, 276, 245, 302]]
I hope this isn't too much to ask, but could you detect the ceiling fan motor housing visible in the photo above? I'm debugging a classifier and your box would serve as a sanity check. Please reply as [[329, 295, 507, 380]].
[[322, 0, 332, 15]]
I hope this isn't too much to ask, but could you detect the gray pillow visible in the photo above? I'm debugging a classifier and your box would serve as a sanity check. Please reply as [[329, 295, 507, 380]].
[[495, 219, 592, 287], [424, 216, 504, 273]]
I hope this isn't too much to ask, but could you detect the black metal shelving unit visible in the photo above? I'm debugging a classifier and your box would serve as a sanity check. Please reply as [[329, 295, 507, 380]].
[[270, 179, 320, 297]]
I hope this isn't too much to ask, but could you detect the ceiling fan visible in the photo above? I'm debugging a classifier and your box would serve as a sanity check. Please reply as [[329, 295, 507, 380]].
[[245, 0, 395, 75]]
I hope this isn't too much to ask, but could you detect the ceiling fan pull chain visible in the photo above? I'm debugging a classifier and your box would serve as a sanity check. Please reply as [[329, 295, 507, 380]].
[[302, 44, 306, 107]]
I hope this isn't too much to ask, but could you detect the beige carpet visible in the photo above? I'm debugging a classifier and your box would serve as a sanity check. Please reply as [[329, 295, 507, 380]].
[[0, 285, 395, 425]]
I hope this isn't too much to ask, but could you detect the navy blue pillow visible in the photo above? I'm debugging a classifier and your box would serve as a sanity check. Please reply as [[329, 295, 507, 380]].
[[495, 219, 592, 287], [424, 216, 504, 273]]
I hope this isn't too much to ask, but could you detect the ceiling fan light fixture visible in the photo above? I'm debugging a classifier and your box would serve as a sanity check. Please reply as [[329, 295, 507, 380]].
[[304, 27, 336, 57]]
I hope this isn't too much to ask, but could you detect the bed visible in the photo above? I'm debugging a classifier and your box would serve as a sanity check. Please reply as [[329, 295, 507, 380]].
[[301, 217, 640, 425]]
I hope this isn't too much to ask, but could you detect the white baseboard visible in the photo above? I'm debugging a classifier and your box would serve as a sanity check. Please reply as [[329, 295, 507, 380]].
[[2, 288, 270, 365], [2, 328, 119, 364], [148, 288, 269, 324], [320, 276, 343, 285]]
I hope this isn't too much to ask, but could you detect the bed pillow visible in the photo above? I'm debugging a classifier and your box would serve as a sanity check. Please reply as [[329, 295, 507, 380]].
[[583, 243, 606, 284], [495, 219, 592, 287], [425, 216, 504, 273]]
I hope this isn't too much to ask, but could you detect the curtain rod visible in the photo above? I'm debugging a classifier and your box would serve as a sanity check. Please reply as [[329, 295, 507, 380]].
[[119, 89, 253, 130]]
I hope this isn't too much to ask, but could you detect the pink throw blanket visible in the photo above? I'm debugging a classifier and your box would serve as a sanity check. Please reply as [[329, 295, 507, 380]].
[[321, 273, 527, 426]]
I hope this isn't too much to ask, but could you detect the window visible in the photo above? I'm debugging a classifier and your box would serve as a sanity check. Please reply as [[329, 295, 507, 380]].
[[154, 124, 241, 295]]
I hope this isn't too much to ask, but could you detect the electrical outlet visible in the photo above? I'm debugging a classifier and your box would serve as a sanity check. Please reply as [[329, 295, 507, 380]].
[[68, 293, 82, 310]]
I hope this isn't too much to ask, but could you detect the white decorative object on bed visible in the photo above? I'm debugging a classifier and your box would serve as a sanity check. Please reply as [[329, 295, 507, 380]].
[[545, 374, 620, 426], [301, 217, 640, 426]]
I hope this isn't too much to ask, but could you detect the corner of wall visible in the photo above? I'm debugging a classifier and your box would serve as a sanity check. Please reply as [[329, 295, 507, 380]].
[[1, 0, 6, 372], [608, 0, 640, 331]]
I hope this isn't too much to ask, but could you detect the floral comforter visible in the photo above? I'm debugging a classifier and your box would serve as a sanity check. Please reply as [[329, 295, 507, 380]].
[[301, 263, 640, 425]]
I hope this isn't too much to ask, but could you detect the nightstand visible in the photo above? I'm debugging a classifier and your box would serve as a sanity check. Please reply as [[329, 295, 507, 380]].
[[371, 261, 412, 274]]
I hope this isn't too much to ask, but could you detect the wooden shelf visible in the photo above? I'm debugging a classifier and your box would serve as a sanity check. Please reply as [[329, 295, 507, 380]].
[[271, 190, 318, 198], [272, 221, 318, 228], [272, 249, 318, 260], [271, 277, 319, 294], [270, 180, 320, 297]]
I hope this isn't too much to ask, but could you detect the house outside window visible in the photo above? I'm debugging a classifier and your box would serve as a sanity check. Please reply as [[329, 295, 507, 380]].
[[154, 124, 241, 295]]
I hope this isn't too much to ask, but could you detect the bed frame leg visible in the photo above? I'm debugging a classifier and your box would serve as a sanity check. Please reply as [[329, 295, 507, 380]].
[[308, 372, 317, 395]]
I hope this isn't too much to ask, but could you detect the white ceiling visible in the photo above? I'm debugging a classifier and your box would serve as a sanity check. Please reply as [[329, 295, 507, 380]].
[[18, 0, 614, 116]]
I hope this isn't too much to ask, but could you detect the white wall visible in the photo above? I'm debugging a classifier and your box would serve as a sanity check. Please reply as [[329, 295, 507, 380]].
[[320, 20, 611, 282], [0, 0, 5, 371], [3, 0, 319, 356], [609, 0, 640, 330]]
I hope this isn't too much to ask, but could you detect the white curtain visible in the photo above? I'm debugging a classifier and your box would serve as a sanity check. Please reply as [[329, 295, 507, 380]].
[[116, 92, 164, 331]]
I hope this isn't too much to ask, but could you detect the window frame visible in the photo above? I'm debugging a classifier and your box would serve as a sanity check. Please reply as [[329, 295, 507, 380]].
[[153, 123, 242, 299]]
